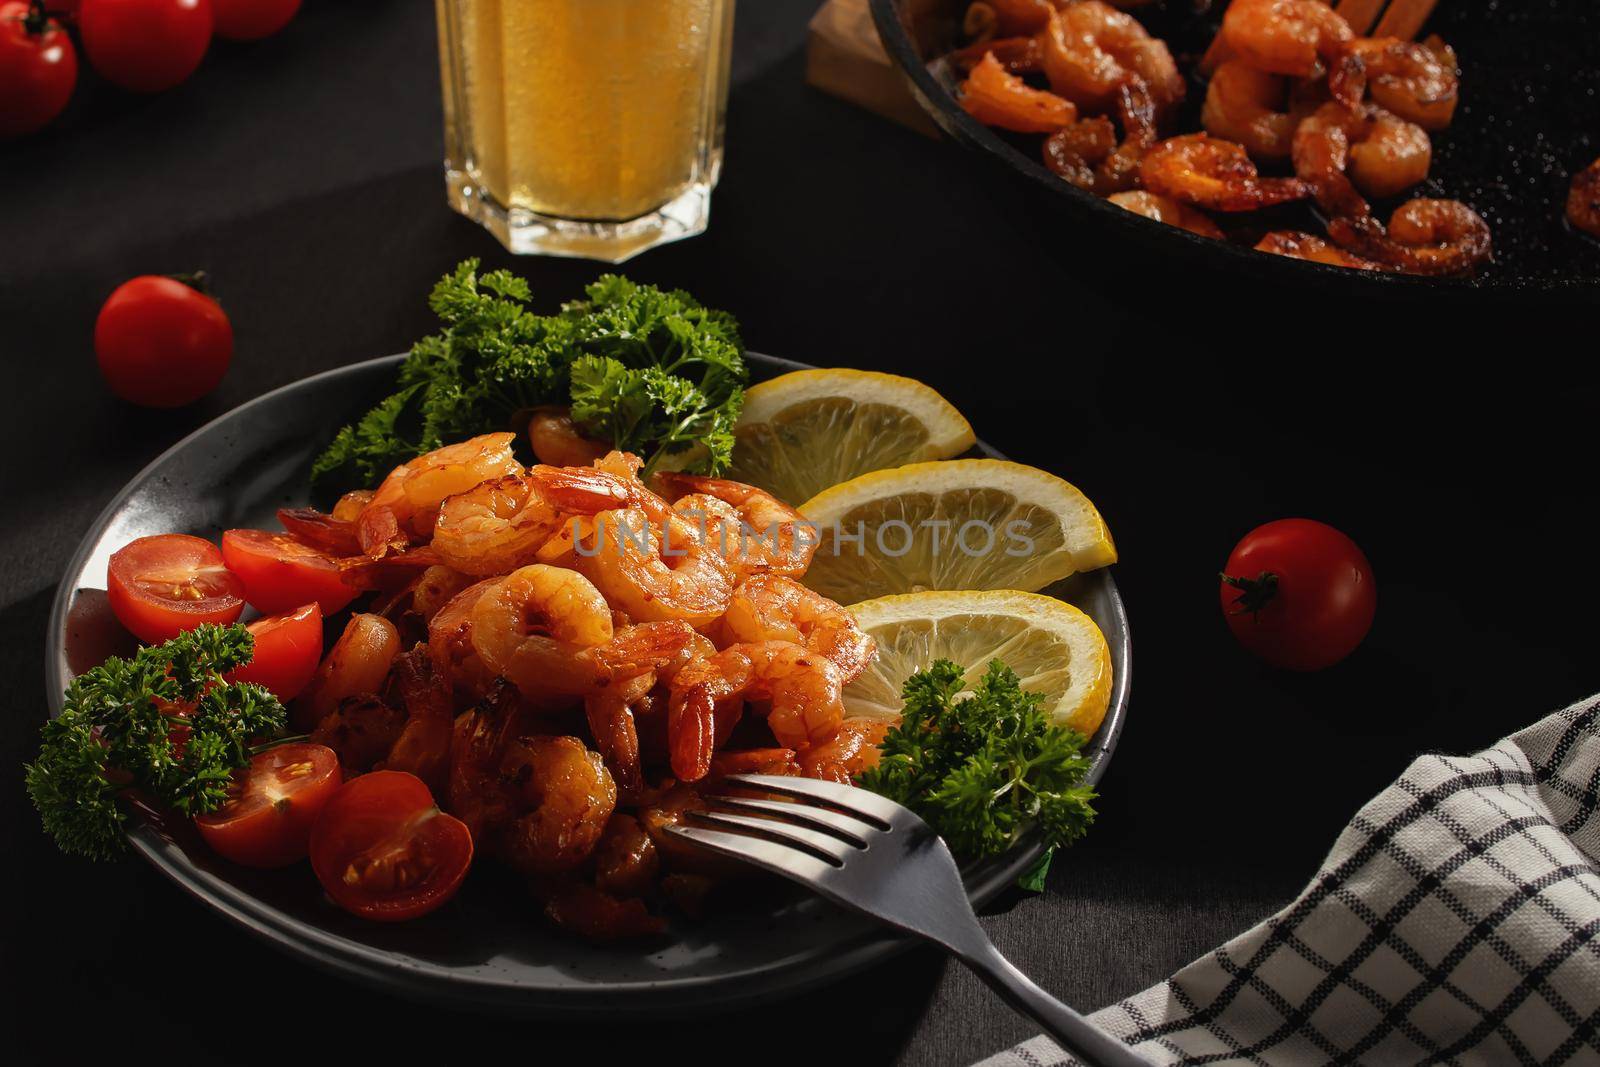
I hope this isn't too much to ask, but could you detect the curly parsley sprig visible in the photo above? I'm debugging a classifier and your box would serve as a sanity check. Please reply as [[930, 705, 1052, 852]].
[[857, 660, 1097, 865], [25, 624, 288, 861]]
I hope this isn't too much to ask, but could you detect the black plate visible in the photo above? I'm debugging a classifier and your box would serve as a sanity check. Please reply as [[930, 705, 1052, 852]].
[[870, 0, 1600, 296], [44, 352, 1132, 1016]]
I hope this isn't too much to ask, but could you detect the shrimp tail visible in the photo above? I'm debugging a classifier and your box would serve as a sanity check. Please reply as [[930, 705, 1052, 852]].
[[668, 686, 717, 782]]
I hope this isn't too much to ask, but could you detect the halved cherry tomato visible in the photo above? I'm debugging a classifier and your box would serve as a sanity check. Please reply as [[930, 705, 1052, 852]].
[[221, 528, 357, 615], [197, 742, 341, 868], [225, 602, 323, 701], [107, 533, 245, 643], [310, 771, 472, 921]]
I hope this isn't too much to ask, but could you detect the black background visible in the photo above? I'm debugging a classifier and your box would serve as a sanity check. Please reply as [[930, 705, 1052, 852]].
[[3, 2, 1598, 1063]]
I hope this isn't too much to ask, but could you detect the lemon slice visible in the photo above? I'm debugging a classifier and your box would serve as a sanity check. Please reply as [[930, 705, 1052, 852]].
[[845, 589, 1113, 737], [725, 369, 976, 505], [797, 459, 1116, 603]]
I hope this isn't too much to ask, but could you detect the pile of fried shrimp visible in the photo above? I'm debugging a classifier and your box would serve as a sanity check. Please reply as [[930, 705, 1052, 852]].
[[282, 429, 889, 940], [954, 0, 1491, 275]]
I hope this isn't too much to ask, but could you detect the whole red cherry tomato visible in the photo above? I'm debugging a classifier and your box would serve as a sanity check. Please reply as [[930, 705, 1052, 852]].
[[78, 0, 212, 93], [0, 1, 77, 138], [197, 742, 342, 868], [212, 0, 297, 40], [1219, 518, 1376, 671], [95, 274, 233, 408]]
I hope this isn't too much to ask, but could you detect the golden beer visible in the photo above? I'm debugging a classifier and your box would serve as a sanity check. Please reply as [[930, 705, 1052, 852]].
[[435, 0, 736, 261]]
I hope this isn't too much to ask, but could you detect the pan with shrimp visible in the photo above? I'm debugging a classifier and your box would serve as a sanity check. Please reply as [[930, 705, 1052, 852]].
[[874, 0, 1600, 288]]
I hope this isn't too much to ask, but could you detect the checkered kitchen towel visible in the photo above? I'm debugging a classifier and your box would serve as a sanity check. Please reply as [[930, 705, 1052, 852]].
[[980, 698, 1600, 1066]]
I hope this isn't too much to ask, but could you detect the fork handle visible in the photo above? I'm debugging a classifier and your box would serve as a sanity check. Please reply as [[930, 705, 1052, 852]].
[[954, 939, 1152, 1067]]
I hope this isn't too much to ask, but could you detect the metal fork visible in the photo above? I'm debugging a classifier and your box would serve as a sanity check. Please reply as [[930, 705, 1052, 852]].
[[665, 774, 1150, 1067]]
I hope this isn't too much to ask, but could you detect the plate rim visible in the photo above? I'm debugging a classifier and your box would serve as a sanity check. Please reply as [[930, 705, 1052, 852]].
[[43, 351, 1132, 1015]]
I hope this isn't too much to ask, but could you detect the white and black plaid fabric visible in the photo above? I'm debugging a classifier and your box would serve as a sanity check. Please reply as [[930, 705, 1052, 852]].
[[978, 698, 1600, 1067]]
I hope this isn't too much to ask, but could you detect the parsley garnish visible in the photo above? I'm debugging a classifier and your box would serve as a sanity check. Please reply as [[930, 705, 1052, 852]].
[[311, 262, 747, 488], [857, 660, 1097, 864], [25, 624, 288, 861]]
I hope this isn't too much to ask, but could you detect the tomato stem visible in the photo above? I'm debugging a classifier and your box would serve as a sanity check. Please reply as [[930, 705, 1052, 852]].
[[22, 1, 53, 34], [1220, 570, 1279, 619], [166, 271, 213, 297]]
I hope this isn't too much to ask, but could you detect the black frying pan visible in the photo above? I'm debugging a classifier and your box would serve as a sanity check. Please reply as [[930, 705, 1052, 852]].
[[869, 0, 1600, 300]]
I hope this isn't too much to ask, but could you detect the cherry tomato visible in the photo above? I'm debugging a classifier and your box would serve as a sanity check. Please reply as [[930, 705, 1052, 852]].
[[95, 275, 232, 408], [107, 533, 246, 644], [0, 2, 76, 138], [197, 742, 342, 868], [221, 529, 358, 615], [77, 0, 211, 93], [212, 0, 297, 40], [1220, 518, 1376, 671], [225, 602, 323, 701], [310, 771, 473, 921]]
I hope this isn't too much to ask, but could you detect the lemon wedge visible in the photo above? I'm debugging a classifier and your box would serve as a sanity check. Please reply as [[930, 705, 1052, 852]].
[[725, 369, 975, 505], [797, 459, 1116, 603], [844, 589, 1113, 737]]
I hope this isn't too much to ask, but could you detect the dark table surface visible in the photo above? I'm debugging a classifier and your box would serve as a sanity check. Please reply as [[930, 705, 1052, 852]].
[[4, 2, 1598, 1064]]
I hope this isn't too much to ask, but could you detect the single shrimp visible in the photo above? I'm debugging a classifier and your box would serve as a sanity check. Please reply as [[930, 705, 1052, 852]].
[[1042, 78, 1157, 195], [468, 564, 698, 697], [497, 735, 617, 875], [375, 647, 454, 794], [1254, 231, 1385, 270], [276, 505, 362, 556], [577, 510, 735, 627], [592, 813, 660, 900], [1040, 2, 1185, 120], [1106, 190, 1225, 238], [406, 564, 478, 622], [721, 575, 877, 684], [1568, 158, 1600, 238], [365, 432, 523, 537], [1327, 198, 1492, 275], [654, 471, 821, 580], [583, 672, 656, 798], [1141, 134, 1310, 211], [959, 50, 1077, 134], [1340, 35, 1458, 130], [527, 406, 611, 468], [308, 693, 407, 776], [447, 680, 523, 840], [1293, 102, 1430, 216], [1202, 61, 1298, 161], [798, 717, 895, 783], [426, 576, 500, 697], [293, 613, 401, 731], [668, 641, 847, 782], [430, 474, 564, 576], [951, 34, 1044, 75], [1221, 0, 1360, 105]]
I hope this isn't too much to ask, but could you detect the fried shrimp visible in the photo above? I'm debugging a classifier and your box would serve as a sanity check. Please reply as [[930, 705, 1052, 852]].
[[377, 648, 454, 793], [1327, 197, 1492, 275], [951, 34, 1044, 75], [1042, 78, 1158, 195], [1568, 158, 1600, 238], [1341, 35, 1459, 130], [655, 471, 820, 579], [577, 510, 735, 627], [1107, 190, 1225, 237], [431, 475, 563, 576], [468, 564, 697, 697], [497, 735, 618, 875], [1141, 134, 1310, 211], [1221, 0, 1359, 104], [798, 717, 895, 783], [526, 406, 611, 469], [959, 51, 1078, 133], [1202, 61, 1298, 161], [668, 641, 847, 782], [1254, 231, 1384, 269], [1040, 1, 1184, 120], [294, 613, 402, 731], [365, 432, 523, 537], [721, 575, 876, 683], [1293, 102, 1430, 216]]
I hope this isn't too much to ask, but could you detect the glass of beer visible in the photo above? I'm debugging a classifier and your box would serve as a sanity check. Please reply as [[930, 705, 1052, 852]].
[[434, 0, 737, 262]]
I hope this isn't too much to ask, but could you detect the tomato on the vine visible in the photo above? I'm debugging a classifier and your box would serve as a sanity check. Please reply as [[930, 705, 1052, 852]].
[[212, 0, 298, 41], [95, 274, 233, 408], [77, 0, 212, 93], [0, 1, 76, 138], [107, 533, 245, 643], [197, 742, 342, 868], [1220, 518, 1376, 671], [225, 602, 323, 701], [310, 771, 473, 921]]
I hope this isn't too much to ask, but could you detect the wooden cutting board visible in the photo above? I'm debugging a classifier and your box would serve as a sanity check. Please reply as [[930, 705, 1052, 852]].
[[805, 0, 942, 138]]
